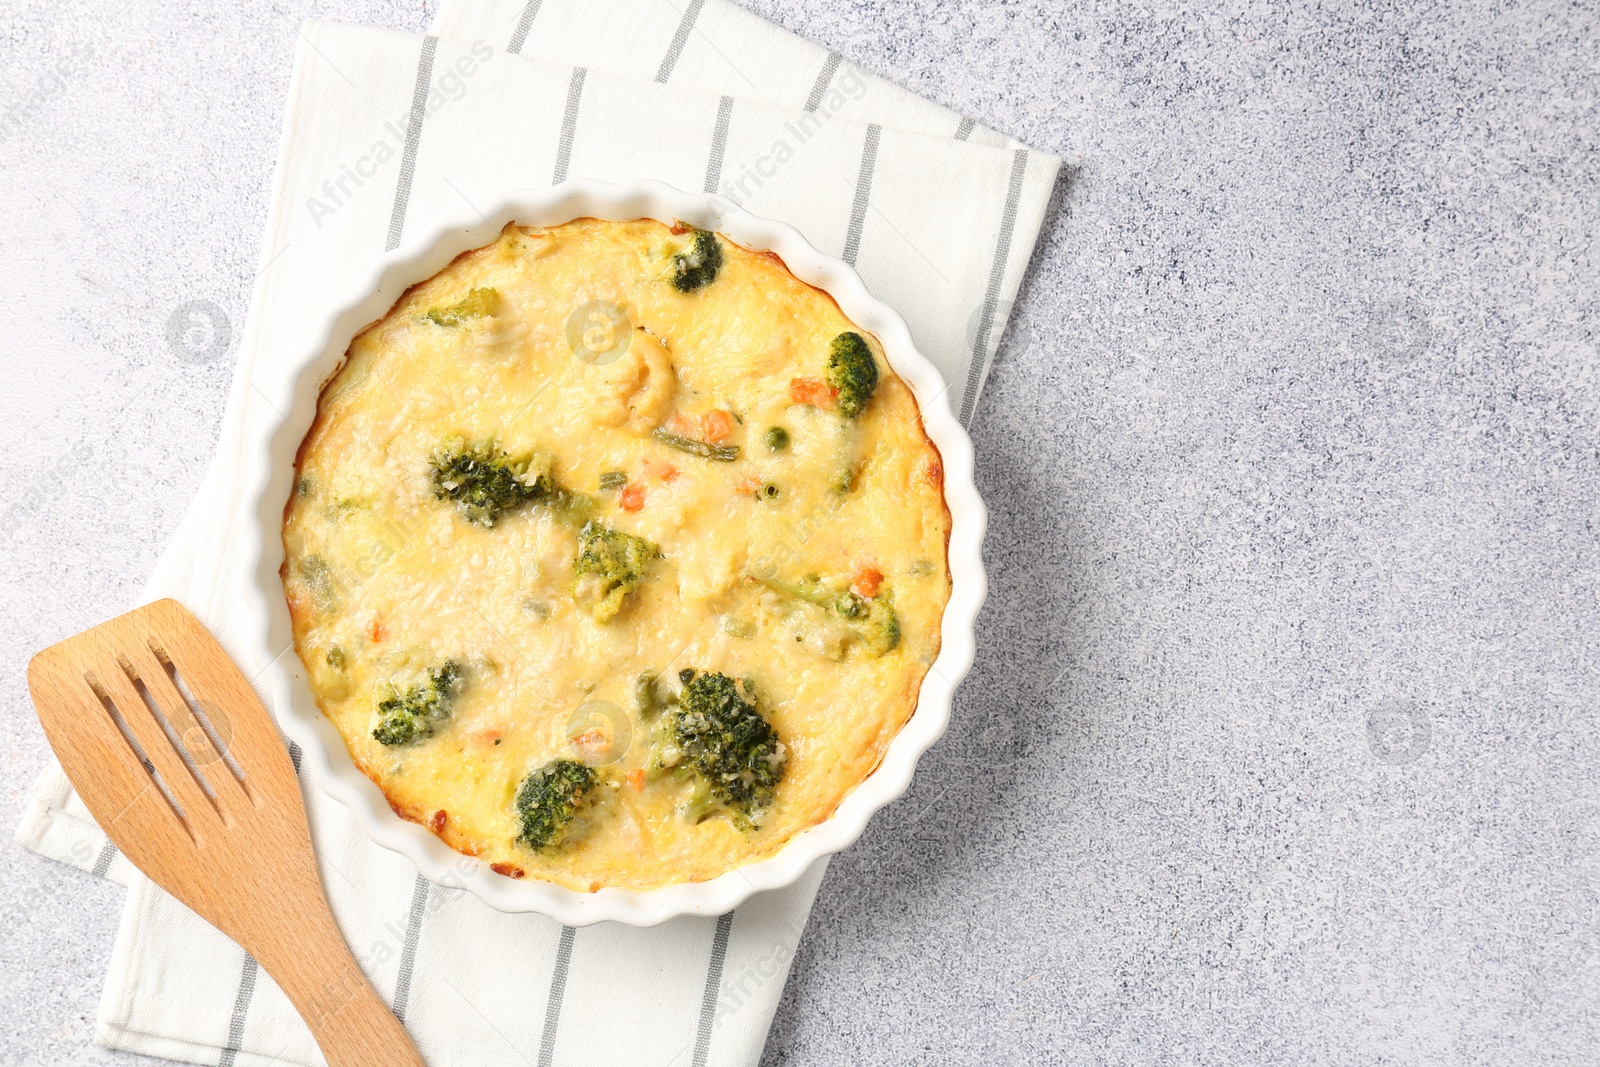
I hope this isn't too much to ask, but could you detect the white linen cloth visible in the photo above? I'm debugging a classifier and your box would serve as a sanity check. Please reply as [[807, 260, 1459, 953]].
[[15, 2, 1060, 1062]]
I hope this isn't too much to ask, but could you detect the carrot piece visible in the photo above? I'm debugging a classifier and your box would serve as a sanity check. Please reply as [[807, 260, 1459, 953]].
[[572, 729, 607, 749], [620, 483, 645, 511], [430, 810, 448, 833], [368, 618, 388, 642], [700, 409, 735, 443], [851, 565, 884, 598], [734, 476, 762, 495], [643, 458, 681, 483], [789, 377, 839, 408], [627, 767, 646, 792]]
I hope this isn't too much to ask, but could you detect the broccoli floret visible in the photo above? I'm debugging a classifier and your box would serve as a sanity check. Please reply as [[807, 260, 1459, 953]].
[[635, 673, 664, 718], [296, 555, 342, 612], [760, 574, 862, 617], [785, 401, 864, 495], [514, 759, 599, 850], [430, 440, 553, 527], [572, 521, 659, 621], [758, 574, 900, 656], [652, 671, 785, 829], [652, 427, 740, 462], [826, 332, 879, 418], [669, 229, 723, 292], [858, 597, 900, 655], [423, 287, 502, 326], [372, 662, 463, 746]]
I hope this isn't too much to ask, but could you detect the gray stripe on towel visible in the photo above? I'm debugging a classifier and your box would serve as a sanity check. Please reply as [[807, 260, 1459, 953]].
[[391, 871, 431, 1023], [704, 96, 734, 194], [385, 36, 439, 252], [655, 0, 705, 83], [955, 115, 976, 140], [841, 124, 881, 267], [804, 52, 843, 112], [508, 0, 543, 54], [216, 954, 259, 1067], [552, 67, 587, 184], [91, 839, 117, 878], [538, 926, 579, 1067], [959, 148, 1030, 426], [691, 912, 735, 1067]]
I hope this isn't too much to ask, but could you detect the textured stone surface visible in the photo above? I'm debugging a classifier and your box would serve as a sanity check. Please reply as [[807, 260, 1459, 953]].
[[3, 0, 1598, 1064]]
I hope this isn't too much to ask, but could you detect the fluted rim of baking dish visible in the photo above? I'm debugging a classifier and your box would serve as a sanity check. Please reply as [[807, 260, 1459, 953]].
[[244, 180, 986, 926]]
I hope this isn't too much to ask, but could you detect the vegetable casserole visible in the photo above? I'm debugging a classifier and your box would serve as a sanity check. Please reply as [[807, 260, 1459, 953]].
[[282, 218, 950, 891]]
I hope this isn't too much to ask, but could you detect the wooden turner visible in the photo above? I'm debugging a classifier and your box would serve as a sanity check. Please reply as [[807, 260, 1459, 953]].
[[27, 598, 426, 1067]]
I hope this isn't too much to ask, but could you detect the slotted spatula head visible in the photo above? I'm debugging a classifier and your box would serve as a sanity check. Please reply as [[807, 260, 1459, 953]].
[[28, 598, 425, 1067]]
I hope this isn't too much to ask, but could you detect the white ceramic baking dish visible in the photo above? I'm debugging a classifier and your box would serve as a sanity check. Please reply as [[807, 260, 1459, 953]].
[[244, 180, 986, 926]]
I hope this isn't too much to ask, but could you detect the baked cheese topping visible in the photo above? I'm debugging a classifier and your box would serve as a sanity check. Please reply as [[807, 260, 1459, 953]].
[[282, 218, 950, 891]]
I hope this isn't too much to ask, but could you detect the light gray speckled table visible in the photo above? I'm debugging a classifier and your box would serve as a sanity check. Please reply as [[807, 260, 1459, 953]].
[[3, 1, 1598, 1063]]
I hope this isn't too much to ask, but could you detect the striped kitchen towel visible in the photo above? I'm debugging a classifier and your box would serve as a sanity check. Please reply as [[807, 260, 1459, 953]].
[[14, 6, 1059, 1065], [432, 0, 1029, 147]]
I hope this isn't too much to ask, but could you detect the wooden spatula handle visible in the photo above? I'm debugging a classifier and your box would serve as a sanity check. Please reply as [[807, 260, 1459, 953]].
[[240, 890, 427, 1067], [28, 600, 430, 1065]]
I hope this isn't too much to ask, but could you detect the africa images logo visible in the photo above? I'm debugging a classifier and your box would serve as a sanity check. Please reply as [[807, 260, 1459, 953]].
[[716, 66, 869, 205]]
